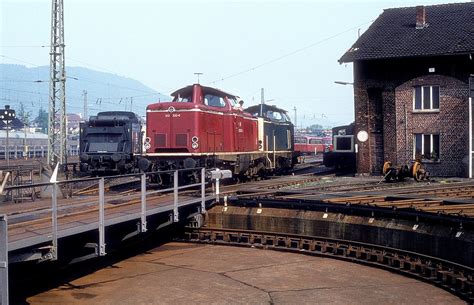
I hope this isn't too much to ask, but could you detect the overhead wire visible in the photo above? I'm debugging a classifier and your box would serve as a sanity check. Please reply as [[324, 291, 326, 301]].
[[209, 20, 373, 85]]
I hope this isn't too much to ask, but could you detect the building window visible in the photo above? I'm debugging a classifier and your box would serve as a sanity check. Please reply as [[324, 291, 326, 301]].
[[413, 86, 440, 110], [413, 133, 440, 161]]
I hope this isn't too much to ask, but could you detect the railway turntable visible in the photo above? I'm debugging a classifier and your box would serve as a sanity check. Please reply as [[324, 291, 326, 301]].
[[183, 175, 474, 302]]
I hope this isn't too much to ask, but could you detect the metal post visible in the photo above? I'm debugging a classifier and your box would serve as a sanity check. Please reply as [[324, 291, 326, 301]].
[[5, 122, 8, 167], [0, 215, 8, 305], [140, 174, 147, 232], [82, 89, 87, 121], [48, 0, 67, 167], [215, 178, 220, 203], [51, 183, 58, 260], [470, 75, 473, 178], [201, 168, 206, 213], [173, 171, 179, 222], [293, 106, 297, 132], [470, 94, 472, 178], [98, 178, 106, 256]]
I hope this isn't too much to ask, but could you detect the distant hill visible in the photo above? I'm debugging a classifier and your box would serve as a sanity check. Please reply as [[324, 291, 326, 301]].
[[0, 64, 169, 121]]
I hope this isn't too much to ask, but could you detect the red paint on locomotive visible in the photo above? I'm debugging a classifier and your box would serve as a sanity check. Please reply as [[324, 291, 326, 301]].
[[146, 84, 259, 155]]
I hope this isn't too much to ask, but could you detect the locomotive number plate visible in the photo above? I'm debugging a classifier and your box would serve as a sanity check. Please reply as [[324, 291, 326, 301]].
[[165, 114, 181, 118]]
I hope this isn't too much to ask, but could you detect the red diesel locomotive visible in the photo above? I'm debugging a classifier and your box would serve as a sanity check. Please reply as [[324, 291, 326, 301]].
[[138, 84, 295, 180]]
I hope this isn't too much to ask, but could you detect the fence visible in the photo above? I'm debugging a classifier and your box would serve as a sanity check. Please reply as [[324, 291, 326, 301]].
[[0, 167, 224, 305]]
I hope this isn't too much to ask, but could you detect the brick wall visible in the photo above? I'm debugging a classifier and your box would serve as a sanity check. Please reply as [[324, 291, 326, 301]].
[[395, 74, 469, 177], [353, 79, 397, 175], [353, 57, 472, 177]]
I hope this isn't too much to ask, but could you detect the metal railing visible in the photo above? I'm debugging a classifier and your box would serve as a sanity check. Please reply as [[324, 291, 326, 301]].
[[43, 167, 209, 259], [0, 214, 7, 305], [3, 167, 214, 256], [0, 167, 232, 305]]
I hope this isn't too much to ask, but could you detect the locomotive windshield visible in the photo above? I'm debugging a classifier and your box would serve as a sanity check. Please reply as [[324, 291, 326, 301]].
[[334, 136, 353, 151], [86, 134, 123, 152], [172, 94, 192, 103], [204, 94, 226, 107]]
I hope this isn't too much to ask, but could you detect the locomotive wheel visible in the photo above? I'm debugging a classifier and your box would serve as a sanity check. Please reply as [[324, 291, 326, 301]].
[[383, 161, 396, 182], [412, 161, 422, 181], [382, 161, 392, 175]]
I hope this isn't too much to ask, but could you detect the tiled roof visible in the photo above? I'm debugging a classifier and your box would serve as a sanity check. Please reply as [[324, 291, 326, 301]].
[[339, 2, 474, 62]]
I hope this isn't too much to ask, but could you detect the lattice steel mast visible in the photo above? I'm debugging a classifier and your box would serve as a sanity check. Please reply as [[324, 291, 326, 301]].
[[48, 0, 67, 167]]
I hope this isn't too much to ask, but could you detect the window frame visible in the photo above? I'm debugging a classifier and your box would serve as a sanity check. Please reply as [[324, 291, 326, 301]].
[[333, 135, 354, 153], [204, 94, 227, 108], [308, 138, 322, 145], [413, 133, 440, 161], [294, 136, 307, 144], [413, 85, 440, 111]]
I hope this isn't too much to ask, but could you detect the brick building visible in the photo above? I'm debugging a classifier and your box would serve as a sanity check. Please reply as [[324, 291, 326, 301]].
[[339, 2, 473, 177]]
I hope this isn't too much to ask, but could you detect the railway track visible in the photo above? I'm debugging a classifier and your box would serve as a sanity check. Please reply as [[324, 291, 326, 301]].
[[180, 227, 474, 303], [72, 176, 142, 195], [221, 175, 474, 218]]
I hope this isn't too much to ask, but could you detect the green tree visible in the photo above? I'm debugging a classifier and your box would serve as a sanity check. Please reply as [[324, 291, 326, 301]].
[[17, 102, 31, 126], [35, 106, 48, 133], [308, 124, 324, 136]]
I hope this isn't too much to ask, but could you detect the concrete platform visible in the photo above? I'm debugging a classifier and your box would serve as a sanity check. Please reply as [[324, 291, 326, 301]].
[[25, 242, 463, 305]]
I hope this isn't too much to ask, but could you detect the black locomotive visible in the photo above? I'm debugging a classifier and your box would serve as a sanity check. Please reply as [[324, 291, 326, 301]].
[[244, 103, 296, 173], [79, 111, 144, 175], [323, 123, 356, 171]]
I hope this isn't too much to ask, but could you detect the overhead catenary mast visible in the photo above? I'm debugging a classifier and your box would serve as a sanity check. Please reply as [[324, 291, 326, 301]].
[[48, 0, 67, 168], [82, 90, 87, 121]]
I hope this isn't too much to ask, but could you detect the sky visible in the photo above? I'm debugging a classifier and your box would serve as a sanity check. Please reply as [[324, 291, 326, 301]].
[[0, 0, 467, 127]]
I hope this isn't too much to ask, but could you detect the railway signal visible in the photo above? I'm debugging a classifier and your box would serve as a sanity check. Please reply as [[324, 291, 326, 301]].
[[0, 105, 16, 166]]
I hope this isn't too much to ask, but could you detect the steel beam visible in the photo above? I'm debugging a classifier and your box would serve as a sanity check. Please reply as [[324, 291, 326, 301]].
[[48, 0, 67, 167], [51, 184, 58, 260], [201, 168, 206, 213], [140, 174, 147, 232], [0, 215, 8, 305], [173, 171, 179, 222], [98, 178, 106, 256]]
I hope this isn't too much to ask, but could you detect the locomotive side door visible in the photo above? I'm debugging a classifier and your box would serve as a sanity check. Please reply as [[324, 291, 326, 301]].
[[234, 115, 246, 151], [203, 94, 226, 152]]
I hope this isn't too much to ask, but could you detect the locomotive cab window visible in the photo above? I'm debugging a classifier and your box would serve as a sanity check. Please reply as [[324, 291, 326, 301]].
[[226, 96, 237, 107], [172, 93, 192, 103], [87, 134, 123, 152], [333, 135, 354, 152], [266, 110, 287, 122], [204, 94, 226, 108]]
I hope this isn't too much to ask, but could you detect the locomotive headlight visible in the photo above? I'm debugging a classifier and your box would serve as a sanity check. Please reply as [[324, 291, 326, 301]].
[[144, 143, 151, 150], [111, 153, 122, 162], [145, 137, 151, 143], [192, 142, 199, 149], [191, 136, 199, 143], [80, 153, 89, 162]]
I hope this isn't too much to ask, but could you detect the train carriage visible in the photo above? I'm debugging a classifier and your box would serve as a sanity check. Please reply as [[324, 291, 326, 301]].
[[294, 135, 333, 155]]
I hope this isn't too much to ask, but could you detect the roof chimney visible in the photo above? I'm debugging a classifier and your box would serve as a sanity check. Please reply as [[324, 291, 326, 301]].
[[416, 5, 427, 29]]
